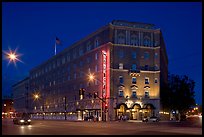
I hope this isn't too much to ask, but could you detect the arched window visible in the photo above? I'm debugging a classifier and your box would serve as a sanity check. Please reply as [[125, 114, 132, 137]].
[[143, 36, 151, 46], [130, 34, 138, 46], [144, 86, 150, 98], [118, 33, 125, 44]]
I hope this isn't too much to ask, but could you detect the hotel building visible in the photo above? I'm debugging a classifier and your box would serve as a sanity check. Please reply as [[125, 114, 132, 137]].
[[13, 20, 168, 121]]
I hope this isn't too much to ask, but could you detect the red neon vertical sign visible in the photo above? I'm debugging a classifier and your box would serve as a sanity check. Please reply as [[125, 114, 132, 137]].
[[102, 51, 107, 98]]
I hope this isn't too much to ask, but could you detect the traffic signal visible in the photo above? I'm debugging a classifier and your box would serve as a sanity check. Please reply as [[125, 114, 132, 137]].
[[105, 103, 108, 109], [94, 92, 97, 98], [79, 88, 85, 95], [82, 88, 85, 95]]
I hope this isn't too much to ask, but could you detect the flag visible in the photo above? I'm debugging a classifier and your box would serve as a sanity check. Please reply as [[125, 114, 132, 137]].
[[56, 37, 61, 45]]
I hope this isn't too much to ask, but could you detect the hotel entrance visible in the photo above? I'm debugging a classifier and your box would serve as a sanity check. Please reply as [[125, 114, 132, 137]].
[[131, 104, 141, 120]]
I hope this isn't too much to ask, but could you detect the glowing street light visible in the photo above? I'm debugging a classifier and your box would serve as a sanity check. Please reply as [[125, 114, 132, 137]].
[[33, 92, 45, 120], [33, 94, 39, 100], [88, 73, 95, 81], [3, 47, 23, 66]]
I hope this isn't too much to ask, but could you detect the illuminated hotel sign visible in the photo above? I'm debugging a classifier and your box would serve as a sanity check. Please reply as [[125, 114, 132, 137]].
[[102, 51, 107, 98]]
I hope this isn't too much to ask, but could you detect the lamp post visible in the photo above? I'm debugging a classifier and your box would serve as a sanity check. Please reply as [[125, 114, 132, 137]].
[[88, 73, 106, 122], [33, 93, 44, 120]]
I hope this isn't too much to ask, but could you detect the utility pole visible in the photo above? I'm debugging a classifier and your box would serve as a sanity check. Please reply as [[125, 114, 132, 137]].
[[64, 96, 67, 120]]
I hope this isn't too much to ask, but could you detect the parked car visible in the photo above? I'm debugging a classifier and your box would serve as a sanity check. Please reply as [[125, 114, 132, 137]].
[[143, 116, 159, 122], [13, 113, 31, 125]]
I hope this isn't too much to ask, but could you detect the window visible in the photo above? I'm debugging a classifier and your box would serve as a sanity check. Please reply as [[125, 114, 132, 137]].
[[154, 53, 158, 58], [79, 47, 83, 56], [155, 78, 158, 83], [132, 90, 137, 98], [132, 77, 136, 84], [144, 52, 149, 59], [67, 54, 70, 62], [79, 61, 83, 67], [95, 65, 98, 72], [73, 51, 77, 59], [95, 53, 98, 60], [119, 63, 123, 69], [86, 42, 91, 51], [145, 77, 149, 84], [73, 64, 77, 69], [130, 34, 138, 46], [119, 90, 124, 97], [132, 64, 137, 70], [68, 75, 70, 81], [132, 52, 136, 59], [74, 73, 77, 79], [143, 36, 151, 46], [53, 62, 56, 69], [145, 90, 149, 98], [154, 64, 159, 70], [119, 76, 124, 84], [95, 79, 98, 85], [145, 65, 149, 70], [118, 33, 125, 44], [119, 50, 124, 58], [94, 39, 99, 48], [88, 68, 91, 73], [62, 57, 66, 64], [87, 57, 90, 63]]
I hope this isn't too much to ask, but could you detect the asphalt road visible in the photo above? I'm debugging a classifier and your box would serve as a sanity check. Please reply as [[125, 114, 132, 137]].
[[2, 117, 202, 135]]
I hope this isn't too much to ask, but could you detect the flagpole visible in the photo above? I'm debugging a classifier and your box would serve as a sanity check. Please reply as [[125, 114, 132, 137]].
[[55, 41, 56, 55]]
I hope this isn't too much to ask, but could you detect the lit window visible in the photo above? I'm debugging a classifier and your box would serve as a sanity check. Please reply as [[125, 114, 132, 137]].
[[132, 91, 137, 98], [155, 78, 158, 83], [119, 76, 124, 84], [145, 91, 149, 98], [119, 90, 124, 97], [145, 77, 149, 84], [132, 77, 136, 84], [4, 104, 6, 107], [119, 63, 123, 69]]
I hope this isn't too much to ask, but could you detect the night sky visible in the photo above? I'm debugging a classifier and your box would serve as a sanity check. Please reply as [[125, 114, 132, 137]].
[[2, 2, 202, 105]]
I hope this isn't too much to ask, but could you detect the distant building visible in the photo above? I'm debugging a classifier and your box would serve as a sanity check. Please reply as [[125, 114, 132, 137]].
[[2, 98, 14, 118], [14, 20, 168, 121], [12, 77, 30, 113]]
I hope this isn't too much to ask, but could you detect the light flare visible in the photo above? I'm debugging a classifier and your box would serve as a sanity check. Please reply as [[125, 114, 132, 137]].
[[3, 47, 23, 67]]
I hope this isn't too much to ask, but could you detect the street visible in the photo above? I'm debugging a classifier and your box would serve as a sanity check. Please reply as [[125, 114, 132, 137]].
[[2, 116, 202, 135]]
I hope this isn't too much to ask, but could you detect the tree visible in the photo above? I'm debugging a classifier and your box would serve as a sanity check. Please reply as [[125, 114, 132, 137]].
[[160, 74, 196, 115]]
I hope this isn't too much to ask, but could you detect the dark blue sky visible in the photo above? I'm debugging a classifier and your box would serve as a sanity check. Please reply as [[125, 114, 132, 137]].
[[2, 2, 202, 104]]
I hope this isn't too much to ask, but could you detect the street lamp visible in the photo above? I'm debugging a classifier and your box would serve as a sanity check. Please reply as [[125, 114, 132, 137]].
[[3, 47, 23, 66], [88, 73, 106, 122], [33, 93, 44, 120]]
